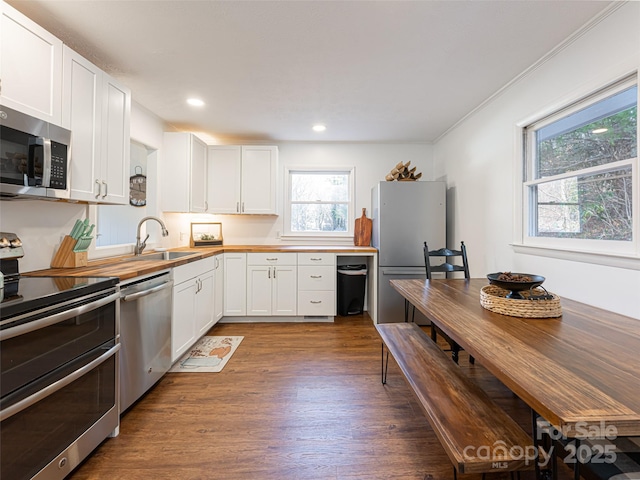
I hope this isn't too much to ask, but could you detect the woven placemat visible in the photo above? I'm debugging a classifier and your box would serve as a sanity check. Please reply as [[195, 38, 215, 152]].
[[480, 284, 562, 318]]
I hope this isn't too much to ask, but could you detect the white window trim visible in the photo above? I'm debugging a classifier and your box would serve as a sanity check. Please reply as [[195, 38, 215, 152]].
[[282, 165, 355, 240], [513, 72, 640, 267]]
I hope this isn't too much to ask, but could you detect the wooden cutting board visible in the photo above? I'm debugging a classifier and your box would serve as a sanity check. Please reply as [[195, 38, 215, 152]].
[[354, 208, 372, 246]]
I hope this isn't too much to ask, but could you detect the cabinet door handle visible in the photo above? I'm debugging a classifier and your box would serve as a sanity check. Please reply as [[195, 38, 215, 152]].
[[102, 180, 108, 198], [310, 275, 322, 279], [205, 201, 208, 211], [266, 258, 278, 261], [268, 268, 271, 279], [310, 257, 322, 261], [310, 300, 322, 304], [236, 202, 240, 213], [94, 179, 101, 198], [273, 267, 276, 279], [241, 202, 244, 213]]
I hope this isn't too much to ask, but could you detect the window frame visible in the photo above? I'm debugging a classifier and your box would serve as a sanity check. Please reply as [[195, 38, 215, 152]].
[[515, 75, 640, 265], [283, 165, 356, 239]]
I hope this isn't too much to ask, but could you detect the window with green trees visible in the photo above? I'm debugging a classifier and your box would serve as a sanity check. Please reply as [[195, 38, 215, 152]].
[[285, 167, 354, 236], [524, 79, 637, 245]]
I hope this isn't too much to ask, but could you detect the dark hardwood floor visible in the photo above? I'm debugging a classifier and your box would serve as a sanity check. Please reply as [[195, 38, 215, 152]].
[[69, 315, 573, 480]]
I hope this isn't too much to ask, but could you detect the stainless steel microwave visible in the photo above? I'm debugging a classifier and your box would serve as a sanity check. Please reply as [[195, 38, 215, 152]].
[[0, 105, 71, 199]]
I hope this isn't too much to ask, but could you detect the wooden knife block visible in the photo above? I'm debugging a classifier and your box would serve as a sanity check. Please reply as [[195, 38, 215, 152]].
[[51, 235, 88, 268]]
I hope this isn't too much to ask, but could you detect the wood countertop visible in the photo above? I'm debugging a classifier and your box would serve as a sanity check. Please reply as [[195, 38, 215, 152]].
[[26, 245, 377, 282]]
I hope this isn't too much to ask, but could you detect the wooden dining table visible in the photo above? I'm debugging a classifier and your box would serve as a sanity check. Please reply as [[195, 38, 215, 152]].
[[390, 278, 640, 438]]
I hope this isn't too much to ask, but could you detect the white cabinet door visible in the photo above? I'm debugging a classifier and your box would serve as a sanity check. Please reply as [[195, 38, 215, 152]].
[[162, 132, 207, 212], [63, 47, 101, 201], [208, 145, 241, 214], [247, 264, 297, 316], [100, 75, 130, 204], [190, 138, 208, 213], [272, 265, 297, 315], [223, 253, 246, 316], [213, 255, 224, 323], [171, 280, 196, 362], [207, 145, 277, 215], [195, 270, 215, 336], [241, 146, 277, 214], [0, 2, 62, 123], [64, 47, 130, 204], [246, 265, 272, 315]]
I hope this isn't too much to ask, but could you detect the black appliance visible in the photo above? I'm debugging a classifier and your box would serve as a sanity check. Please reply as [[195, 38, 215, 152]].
[[0, 105, 71, 199], [0, 237, 120, 480]]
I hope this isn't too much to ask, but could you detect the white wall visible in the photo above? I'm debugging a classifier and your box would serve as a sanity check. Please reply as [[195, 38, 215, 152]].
[[164, 142, 433, 247], [433, 3, 640, 319], [0, 199, 86, 273]]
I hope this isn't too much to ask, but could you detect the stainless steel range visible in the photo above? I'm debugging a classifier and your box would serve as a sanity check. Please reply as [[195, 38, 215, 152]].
[[0, 234, 120, 480]]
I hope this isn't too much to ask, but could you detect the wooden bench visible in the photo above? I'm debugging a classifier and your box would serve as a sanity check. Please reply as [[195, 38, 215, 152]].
[[376, 323, 535, 477]]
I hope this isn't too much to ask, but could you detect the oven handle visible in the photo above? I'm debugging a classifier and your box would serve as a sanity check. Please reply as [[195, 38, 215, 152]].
[[0, 291, 120, 341], [121, 280, 173, 302], [0, 343, 120, 422]]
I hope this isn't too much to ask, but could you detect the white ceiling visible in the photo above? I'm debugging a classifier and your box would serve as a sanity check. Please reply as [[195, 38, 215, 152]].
[[8, 0, 613, 144]]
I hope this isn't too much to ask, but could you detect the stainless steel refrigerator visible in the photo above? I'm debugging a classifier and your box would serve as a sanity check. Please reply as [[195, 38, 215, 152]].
[[371, 181, 446, 324]]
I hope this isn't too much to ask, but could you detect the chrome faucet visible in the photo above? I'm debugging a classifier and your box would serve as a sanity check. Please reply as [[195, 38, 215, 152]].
[[134, 216, 169, 255]]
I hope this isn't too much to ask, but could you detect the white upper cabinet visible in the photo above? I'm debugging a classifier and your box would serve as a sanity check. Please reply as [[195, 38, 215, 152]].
[[63, 46, 131, 204], [162, 132, 208, 213], [208, 145, 278, 215], [207, 145, 241, 214], [0, 2, 63, 124], [101, 75, 131, 204]]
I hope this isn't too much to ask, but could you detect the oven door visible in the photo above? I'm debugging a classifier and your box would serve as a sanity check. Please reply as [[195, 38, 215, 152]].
[[0, 342, 120, 480], [0, 288, 120, 480], [0, 289, 120, 397]]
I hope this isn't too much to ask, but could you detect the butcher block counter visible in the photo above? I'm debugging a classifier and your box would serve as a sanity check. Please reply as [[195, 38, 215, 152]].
[[26, 245, 378, 282]]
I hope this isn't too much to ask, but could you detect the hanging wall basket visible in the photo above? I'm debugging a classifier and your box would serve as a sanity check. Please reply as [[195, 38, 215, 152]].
[[129, 166, 147, 207]]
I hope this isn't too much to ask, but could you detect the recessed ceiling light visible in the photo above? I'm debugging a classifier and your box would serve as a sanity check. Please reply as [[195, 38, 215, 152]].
[[312, 124, 326, 132], [187, 98, 205, 107], [592, 128, 608, 134]]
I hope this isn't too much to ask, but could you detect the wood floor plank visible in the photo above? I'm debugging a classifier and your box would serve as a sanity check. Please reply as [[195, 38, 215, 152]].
[[68, 315, 574, 480]]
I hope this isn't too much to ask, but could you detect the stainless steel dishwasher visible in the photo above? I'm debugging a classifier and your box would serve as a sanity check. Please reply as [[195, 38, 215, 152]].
[[119, 271, 173, 413]]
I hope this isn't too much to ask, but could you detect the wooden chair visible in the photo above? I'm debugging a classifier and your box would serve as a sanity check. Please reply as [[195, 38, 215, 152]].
[[424, 241, 473, 364]]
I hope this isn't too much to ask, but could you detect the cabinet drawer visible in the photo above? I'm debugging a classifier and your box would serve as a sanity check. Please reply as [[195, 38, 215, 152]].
[[247, 252, 296, 266], [173, 257, 216, 284], [297, 266, 335, 291], [297, 290, 335, 316], [297, 253, 335, 266]]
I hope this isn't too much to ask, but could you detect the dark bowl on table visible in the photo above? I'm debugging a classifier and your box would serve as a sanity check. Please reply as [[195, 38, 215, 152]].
[[486, 273, 545, 299]]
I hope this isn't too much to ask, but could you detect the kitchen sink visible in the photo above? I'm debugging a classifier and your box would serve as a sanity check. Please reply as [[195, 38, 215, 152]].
[[130, 251, 196, 261]]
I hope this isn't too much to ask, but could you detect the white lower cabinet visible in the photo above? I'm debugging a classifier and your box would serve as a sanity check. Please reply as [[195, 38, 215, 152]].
[[297, 253, 336, 316], [171, 279, 196, 362], [213, 254, 224, 323], [247, 253, 297, 316], [171, 257, 215, 362], [223, 253, 247, 316]]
